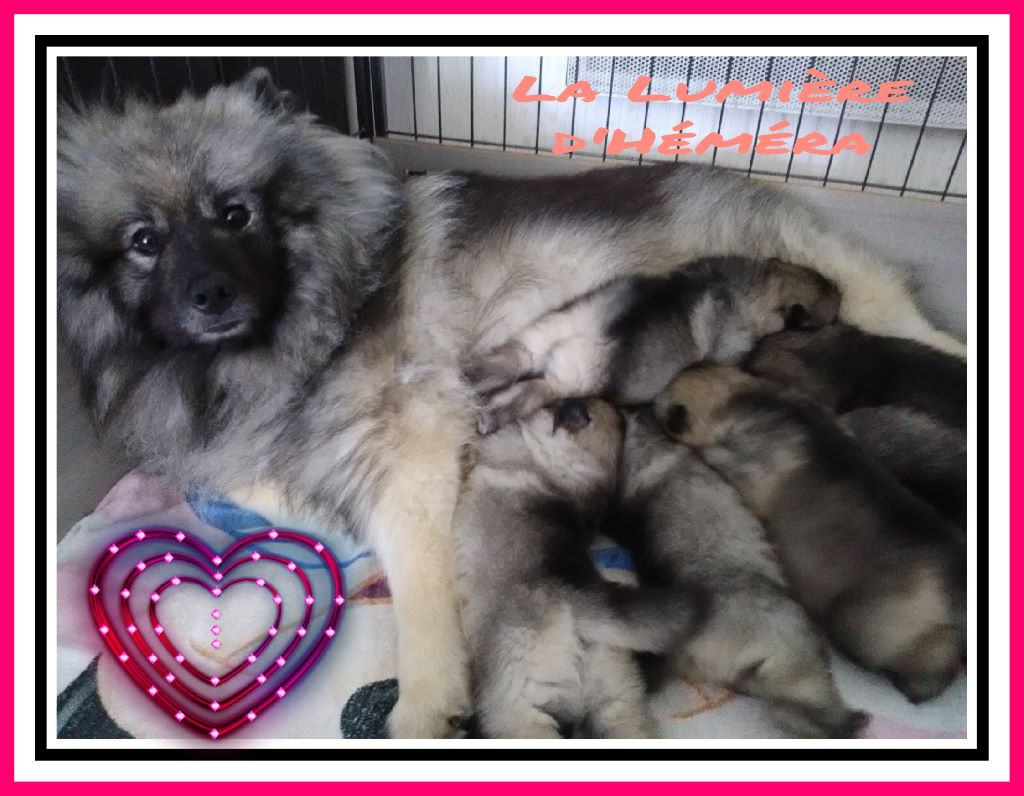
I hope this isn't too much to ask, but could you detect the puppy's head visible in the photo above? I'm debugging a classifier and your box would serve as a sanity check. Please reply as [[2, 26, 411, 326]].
[[520, 398, 624, 499], [653, 363, 755, 447], [764, 261, 841, 333], [58, 68, 399, 353], [745, 324, 862, 410]]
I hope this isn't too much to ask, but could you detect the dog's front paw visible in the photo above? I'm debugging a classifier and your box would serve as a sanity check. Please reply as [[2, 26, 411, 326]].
[[477, 407, 508, 436], [386, 679, 472, 739], [463, 342, 532, 394], [477, 378, 554, 435]]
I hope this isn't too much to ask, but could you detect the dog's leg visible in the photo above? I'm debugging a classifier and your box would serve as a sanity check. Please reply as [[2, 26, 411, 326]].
[[464, 280, 629, 394], [582, 643, 657, 739], [473, 332, 621, 433], [477, 378, 557, 434], [363, 397, 473, 738], [463, 340, 535, 394], [476, 649, 568, 739]]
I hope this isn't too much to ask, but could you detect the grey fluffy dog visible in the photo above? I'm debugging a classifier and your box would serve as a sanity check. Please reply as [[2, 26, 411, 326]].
[[611, 408, 865, 738], [747, 325, 967, 529], [654, 364, 966, 703], [453, 399, 702, 738], [746, 324, 967, 429], [466, 256, 839, 433], [57, 70, 961, 736], [839, 406, 967, 532]]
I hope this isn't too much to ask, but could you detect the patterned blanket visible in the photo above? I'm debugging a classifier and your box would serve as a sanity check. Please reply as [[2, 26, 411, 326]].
[[57, 470, 967, 741]]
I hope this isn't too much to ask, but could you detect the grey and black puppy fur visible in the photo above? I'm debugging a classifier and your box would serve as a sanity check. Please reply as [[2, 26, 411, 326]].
[[654, 364, 966, 704], [58, 70, 960, 736], [746, 324, 967, 429], [454, 399, 702, 738], [839, 406, 967, 532], [466, 257, 840, 433], [610, 408, 865, 738], [746, 324, 968, 529]]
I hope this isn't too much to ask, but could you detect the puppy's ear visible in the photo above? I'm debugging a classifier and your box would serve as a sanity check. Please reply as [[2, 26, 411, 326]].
[[238, 67, 296, 113], [784, 303, 809, 330], [663, 404, 689, 435]]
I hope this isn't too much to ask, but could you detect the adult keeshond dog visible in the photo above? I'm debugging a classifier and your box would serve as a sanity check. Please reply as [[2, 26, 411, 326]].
[[57, 69, 964, 737]]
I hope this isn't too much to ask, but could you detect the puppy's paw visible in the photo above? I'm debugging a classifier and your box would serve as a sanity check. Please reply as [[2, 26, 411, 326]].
[[477, 407, 510, 436], [891, 670, 960, 704], [833, 710, 871, 738], [463, 342, 532, 394], [476, 389, 521, 435], [477, 378, 555, 434], [386, 678, 473, 739], [477, 399, 526, 435], [769, 703, 868, 739]]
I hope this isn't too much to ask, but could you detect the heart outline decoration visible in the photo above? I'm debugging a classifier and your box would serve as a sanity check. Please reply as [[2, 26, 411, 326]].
[[148, 575, 285, 687], [87, 528, 345, 740]]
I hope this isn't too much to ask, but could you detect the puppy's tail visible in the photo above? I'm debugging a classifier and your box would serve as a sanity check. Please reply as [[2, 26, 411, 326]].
[[571, 582, 706, 653]]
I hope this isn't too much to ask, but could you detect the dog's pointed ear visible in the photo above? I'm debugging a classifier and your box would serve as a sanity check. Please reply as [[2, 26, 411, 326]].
[[238, 67, 296, 113]]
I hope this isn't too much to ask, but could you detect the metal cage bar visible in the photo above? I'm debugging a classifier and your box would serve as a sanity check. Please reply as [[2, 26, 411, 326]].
[[57, 55, 969, 202], [377, 54, 967, 200]]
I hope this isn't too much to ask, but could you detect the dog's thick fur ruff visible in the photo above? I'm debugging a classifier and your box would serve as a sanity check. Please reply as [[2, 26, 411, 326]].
[[58, 73, 964, 736]]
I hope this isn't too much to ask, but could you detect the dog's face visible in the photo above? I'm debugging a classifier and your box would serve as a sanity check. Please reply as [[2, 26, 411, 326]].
[[58, 69, 399, 362], [58, 71, 306, 347], [97, 170, 289, 347], [769, 261, 841, 332], [653, 362, 755, 447], [520, 398, 624, 498]]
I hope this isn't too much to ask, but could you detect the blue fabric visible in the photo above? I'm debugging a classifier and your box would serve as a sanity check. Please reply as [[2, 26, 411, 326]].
[[184, 488, 373, 570], [590, 544, 634, 572], [186, 487, 635, 574]]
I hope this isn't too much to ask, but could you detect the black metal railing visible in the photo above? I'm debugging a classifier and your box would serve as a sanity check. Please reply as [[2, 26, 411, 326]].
[[57, 54, 969, 202], [381, 55, 969, 201], [58, 56, 352, 136]]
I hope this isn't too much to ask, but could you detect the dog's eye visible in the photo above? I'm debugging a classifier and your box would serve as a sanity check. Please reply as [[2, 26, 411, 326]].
[[222, 204, 252, 231], [130, 228, 160, 256]]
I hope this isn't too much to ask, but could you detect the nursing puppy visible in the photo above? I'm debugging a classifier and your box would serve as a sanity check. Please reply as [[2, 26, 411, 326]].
[[654, 364, 966, 703], [466, 257, 839, 433], [746, 324, 967, 429], [58, 70, 961, 735], [612, 408, 865, 738], [454, 399, 701, 738], [747, 325, 968, 529], [839, 406, 967, 532]]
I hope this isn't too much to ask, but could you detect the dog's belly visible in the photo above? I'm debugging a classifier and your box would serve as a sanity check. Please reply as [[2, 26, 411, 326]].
[[399, 166, 964, 359], [402, 228, 690, 359]]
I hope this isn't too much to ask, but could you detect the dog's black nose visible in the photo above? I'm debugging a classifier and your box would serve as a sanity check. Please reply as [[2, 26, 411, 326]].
[[553, 400, 591, 432], [188, 274, 237, 315]]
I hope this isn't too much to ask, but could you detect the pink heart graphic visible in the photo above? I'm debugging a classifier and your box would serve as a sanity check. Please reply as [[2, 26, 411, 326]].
[[87, 528, 345, 740], [149, 575, 283, 685]]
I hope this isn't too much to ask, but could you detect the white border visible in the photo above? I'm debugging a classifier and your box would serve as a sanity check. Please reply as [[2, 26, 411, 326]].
[[16, 12, 1010, 783]]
